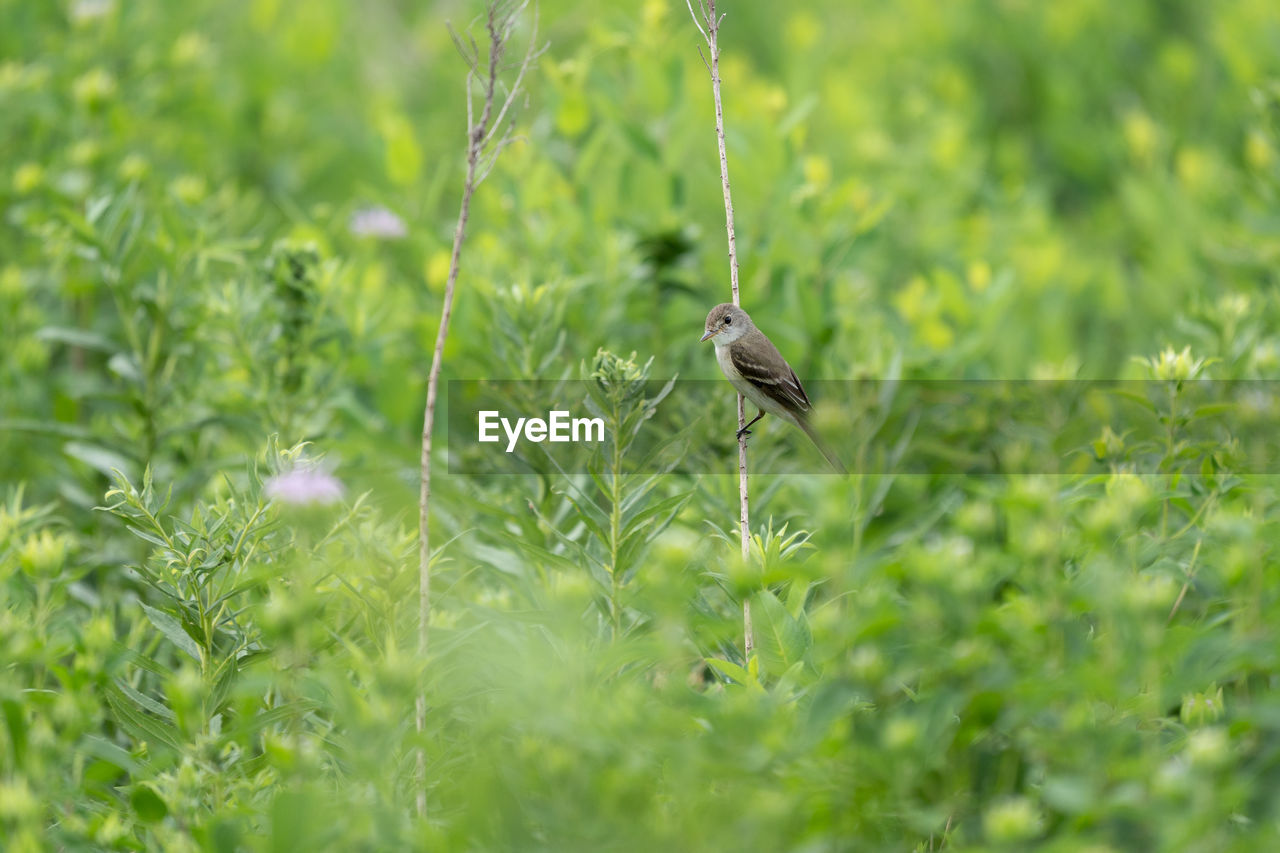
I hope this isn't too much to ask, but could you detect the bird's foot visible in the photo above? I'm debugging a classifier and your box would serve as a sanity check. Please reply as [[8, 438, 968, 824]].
[[735, 427, 752, 441]]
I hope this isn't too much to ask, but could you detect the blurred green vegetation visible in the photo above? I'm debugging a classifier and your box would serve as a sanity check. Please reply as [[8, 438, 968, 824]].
[[4, 0, 1280, 849]]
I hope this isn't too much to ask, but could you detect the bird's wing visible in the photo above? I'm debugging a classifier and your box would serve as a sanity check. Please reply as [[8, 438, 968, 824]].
[[729, 332, 811, 414]]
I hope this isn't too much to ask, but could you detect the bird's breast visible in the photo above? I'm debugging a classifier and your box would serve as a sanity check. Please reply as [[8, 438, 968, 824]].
[[714, 343, 785, 415], [713, 343, 741, 382]]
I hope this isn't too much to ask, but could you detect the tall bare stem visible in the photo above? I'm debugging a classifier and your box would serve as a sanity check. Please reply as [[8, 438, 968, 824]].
[[685, 0, 752, 655], [417, 0, 544, 819]]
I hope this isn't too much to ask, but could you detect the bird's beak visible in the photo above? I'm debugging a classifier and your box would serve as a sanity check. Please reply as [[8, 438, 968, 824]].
[[699, 329, 715, 343]]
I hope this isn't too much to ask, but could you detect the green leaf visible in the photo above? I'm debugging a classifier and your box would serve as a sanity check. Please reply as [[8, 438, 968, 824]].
[[124, 525, 173, 551], [0, 418, 97, 441], [208, 655, 239, 715], [622, 490, 692, 533], [1191, 403, 1236, 419], [131, 784, 169, 823], [619, 121, 661, 162], [141, 602, 202, 663], [378, 111, 422, 186], [35, 326, 118, 352], [785, 581, 814, 619], [775, 660, 810, 695], [230, 701, 319, 739], [112, 678, 176, 722], [1107, 388, 1159, 413], [212, 577, 264, 608], [105, 686, 182, 751], [805, 680, 874, 737], [777, 92, 818, 136], [112, 643, 171, 678], [107, 352, 143, 383], [2, 699, 27, 767], [559, 490, 610, 545], [78, 734, 144, 776], [63, 441, 136, 478], [705, 657, 761, 691], [750, 590, 811, 677]]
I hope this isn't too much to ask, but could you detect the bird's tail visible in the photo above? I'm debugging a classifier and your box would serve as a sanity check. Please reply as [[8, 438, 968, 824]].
[[797, 417, 848, 474]]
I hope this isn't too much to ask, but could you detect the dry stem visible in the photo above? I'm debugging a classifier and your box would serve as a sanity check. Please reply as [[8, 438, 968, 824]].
[[685, 0, 752, 656], [417, 0, 544, 819]]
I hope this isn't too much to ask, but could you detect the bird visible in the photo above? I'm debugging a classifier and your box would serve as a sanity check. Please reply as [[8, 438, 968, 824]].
[[700, 303, 846, 473]]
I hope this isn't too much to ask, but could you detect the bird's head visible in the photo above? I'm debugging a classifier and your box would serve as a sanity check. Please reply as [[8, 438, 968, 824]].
[[700, 303, 751, 344]]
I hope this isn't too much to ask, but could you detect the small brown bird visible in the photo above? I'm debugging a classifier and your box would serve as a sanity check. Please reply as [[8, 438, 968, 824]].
[[700, 303, 846, 473]]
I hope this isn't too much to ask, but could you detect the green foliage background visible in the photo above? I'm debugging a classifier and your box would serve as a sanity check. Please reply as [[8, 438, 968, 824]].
[[3, 0, 1280, 849]]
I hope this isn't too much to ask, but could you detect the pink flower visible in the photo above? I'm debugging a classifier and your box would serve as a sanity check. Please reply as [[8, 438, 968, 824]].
[[264, 468, 344, 506], [71, 0, 114, 23], [348, 206, 408, 239]]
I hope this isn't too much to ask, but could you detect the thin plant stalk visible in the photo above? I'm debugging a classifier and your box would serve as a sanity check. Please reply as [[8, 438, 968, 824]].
[[609, 400, 624, 640], [685, 0, 753, 656], [417, 0, 543, 819]]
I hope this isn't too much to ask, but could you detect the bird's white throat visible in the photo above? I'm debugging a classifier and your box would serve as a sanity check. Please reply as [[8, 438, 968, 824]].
[[710, 323, 750, 345]]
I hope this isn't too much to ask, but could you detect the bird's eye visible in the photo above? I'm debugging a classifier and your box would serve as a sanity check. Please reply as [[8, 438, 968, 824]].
[[724, 316, 732, 325]]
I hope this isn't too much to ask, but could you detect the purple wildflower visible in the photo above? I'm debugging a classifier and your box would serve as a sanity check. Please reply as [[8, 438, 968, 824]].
[[265, 468, 344, 506], [71, 0, 114, 22], [348, 206, 408, 240]]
